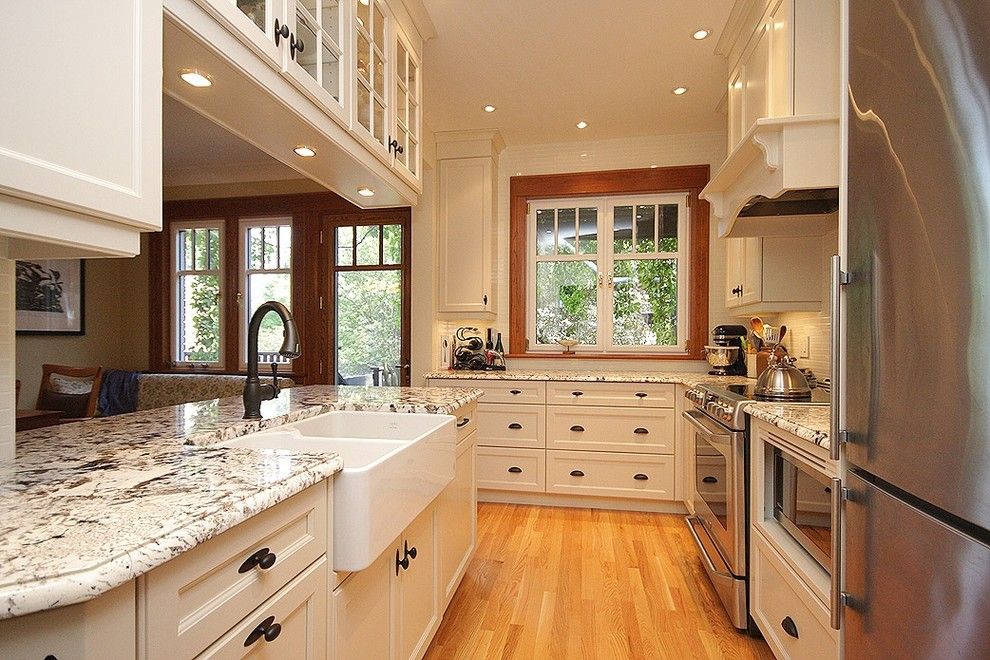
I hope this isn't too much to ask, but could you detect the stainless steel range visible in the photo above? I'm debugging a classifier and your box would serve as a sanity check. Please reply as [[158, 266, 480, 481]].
[[682, 382, 828, 631]]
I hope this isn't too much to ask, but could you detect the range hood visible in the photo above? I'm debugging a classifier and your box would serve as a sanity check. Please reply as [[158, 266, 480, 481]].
[[701, 114, 840, 237]]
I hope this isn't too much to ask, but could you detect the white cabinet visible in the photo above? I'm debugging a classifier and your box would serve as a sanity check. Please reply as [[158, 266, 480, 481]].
[[437, 431, 477, 608], [724, 235, 823, 313], [0, 582, 136, 660], [391, 26, 422, 187], [352, 0, 392, 157], [393, 505, 439, 660], [436, 131, 504, 319], [0, 0, 161, 258], [333, 549, 392, 660]]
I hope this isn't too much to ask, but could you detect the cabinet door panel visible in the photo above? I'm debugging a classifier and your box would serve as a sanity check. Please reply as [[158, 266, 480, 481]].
[[739, 236, 763, 306], [192, 0, 282, 65], [0, 1, 161, 229], [742, 23, 770, 133], [396, 505, 439, 660], [333, 550, 391, 660], [437, 158, 494, 316], [438, 436, 476, 608]]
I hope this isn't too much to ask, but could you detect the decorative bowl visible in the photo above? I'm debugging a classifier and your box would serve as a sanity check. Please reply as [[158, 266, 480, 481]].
[[558, 339, 579, 354], [704, 345, 740, 368]]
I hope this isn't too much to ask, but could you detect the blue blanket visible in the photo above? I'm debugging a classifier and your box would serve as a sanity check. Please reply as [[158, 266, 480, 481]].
[[98, 369, 140, 416]]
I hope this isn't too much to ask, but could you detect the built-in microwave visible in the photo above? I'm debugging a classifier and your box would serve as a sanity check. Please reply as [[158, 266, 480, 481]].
[[770, 445, 834, 574]]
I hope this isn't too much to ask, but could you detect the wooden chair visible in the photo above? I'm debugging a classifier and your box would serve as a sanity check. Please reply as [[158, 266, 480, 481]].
[[36, 364, 103, 421]]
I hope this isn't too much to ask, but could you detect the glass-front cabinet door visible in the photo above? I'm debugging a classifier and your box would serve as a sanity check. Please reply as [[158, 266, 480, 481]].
[[285, 0, 347, 120], [197, 0, 284, 64], [392, 28, 420, 184], [353, 0, 391, 156]]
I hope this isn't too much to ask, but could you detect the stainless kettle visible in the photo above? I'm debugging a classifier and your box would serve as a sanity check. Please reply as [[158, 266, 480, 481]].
[[755, 353, 812, 399]]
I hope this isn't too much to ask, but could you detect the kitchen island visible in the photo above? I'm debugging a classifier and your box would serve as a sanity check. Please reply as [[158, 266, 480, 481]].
[[0, 385, 482, 620]]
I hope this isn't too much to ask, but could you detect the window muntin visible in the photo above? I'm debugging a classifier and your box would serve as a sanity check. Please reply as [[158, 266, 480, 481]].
[[528, 194, 690, 353], [240, 218, 293, 367], [172, 221, 224, 366]]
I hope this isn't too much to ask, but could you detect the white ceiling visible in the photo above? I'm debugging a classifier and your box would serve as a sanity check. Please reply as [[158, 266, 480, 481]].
[[422, 0, 734, 145], [163, 95, 301, 185]]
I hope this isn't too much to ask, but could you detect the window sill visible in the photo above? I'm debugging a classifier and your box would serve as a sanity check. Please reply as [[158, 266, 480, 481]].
[[506, 352, 702, 361]]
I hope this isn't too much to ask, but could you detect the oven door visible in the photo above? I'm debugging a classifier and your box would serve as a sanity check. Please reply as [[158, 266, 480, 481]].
[[683, 409, 746, 574]]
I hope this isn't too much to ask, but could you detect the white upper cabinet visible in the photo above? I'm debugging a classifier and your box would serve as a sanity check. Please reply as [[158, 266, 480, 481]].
[[193, 0, 284, 64], [391, 27, 422, 187], [284, 0, 348, 123], [724, 235, 824, 313], [0, 0, 162, 258], [353, 0, 392, 157]]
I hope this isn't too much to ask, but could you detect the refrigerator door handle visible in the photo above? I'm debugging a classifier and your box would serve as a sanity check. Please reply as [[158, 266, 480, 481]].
[[830, 477, 847, 629], [829, 255, 849, 461]]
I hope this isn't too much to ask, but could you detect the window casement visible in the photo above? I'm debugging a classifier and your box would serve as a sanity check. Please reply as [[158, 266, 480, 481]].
[[526, 193, 690, 354], [171, 220, 224, 367], [239, 217, 293, 369]]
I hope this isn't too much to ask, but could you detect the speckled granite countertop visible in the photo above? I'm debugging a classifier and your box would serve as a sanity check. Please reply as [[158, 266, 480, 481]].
[[0, 385, 482, 619], [424, 369, 754, 387], [746, 403, 831, 450]]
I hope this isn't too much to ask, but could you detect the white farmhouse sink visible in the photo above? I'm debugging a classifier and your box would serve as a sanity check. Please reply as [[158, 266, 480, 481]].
[[223, 411, 455, 572]]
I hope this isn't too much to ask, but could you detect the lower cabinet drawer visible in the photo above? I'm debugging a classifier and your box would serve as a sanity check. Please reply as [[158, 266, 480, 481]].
[[453, 402, 478, 441], [477, 403, 546, 448], [546, 450, 674, 500], [546, 405, 674, 454], [197, 557, 328, 659], [143, 482, 328, 660], [476, 446, 546, 492], [751, 531, 838, 660]]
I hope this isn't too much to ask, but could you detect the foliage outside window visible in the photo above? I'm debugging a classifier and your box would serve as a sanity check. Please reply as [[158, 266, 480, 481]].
[[334, 223, 403, 384], [173, 222, 223, 364], [529, 194, 689, 353], [241, 219, 293, 366]]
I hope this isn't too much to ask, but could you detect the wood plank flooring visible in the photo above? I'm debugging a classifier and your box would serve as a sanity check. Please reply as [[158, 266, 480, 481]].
[[425, 503, 773, 660]]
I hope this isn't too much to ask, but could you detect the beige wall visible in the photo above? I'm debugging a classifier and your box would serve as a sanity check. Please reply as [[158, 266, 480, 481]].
[[431, 130, 733, 374], [15, 248, 149, 408]]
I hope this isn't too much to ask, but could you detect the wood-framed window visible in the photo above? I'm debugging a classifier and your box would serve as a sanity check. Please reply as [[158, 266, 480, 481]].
[[510, 165, 710, 360], [239, 217, 293, 369], [170, 220, 225, 367]]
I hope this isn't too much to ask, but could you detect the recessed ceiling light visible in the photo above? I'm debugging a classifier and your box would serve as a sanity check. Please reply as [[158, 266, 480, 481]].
[[692, 28, 711, 40], [293, 146, 316, 157], [576, 120, 588, 129], [483, 104, 496, 113], [359, 0, 369, 5], [357, 187, 375, 197], [580, 152, 588, 157], [650, 164, 659, 169], [672, 86, 689, 95], [179, 69, 212, 88]]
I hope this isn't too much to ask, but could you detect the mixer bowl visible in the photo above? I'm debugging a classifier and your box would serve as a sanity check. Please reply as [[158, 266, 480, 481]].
[[704, 345, 740, 368]]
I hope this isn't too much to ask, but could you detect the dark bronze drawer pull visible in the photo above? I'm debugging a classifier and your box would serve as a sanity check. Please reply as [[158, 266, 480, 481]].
[[570, 425, 585, 432], [238, 547, 277, 573], [781, 616, 799, 639], [509, 389, 522, 395], [633, 427, 649, 434], [244, 615, 282, 647], [702, 476, 718, 484], [571, 390, 584, 396], [635, 392, 648, 398], [507, 466, 523, 473], [633, 473, 649, 481], [456, 417, 470, 427], [508, 423, 523, 430], [570, 469, 585, 477]]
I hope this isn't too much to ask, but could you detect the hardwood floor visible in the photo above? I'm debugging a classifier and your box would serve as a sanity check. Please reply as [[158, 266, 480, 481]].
[[425, 503, 774, 660]]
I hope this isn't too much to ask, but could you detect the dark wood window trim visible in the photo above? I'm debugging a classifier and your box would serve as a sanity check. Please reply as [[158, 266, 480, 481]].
[[508, 165, 710, 360], [151, 192, 412, 385]]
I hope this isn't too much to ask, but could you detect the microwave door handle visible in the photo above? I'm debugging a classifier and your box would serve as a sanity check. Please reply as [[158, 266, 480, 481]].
[[682, 410, 732, 445]]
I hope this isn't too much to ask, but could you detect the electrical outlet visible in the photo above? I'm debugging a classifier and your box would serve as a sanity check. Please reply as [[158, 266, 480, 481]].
[[799, 335, 811, 359]]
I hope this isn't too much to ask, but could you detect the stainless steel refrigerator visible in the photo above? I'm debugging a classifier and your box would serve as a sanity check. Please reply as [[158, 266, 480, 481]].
[[843, 1, 990, 657]]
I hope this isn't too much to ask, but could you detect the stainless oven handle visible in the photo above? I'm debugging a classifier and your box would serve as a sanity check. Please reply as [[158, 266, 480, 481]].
[[829, 255, 843, 461], [685, 516, 734, 580], [830, 476, 843, 630], [682, 410, 732, 445]]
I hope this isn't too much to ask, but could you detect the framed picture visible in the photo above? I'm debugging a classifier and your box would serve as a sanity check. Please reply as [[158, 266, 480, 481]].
[[15, 259, 86, 335]]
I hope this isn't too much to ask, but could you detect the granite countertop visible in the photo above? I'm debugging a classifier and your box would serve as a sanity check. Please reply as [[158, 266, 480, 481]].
[[746, 403, 831, 450], [0, 385, 483, 620], [424, 368, 753, 388]]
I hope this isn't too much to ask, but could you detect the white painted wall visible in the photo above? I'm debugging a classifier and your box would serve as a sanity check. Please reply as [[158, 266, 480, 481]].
[[430, 130, 733, 373], [0, 238, 14, 459]]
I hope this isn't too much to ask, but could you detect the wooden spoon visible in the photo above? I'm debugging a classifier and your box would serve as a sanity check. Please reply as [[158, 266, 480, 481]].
[[779, 325, 788, 342], [750, 316, 765, 339]]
